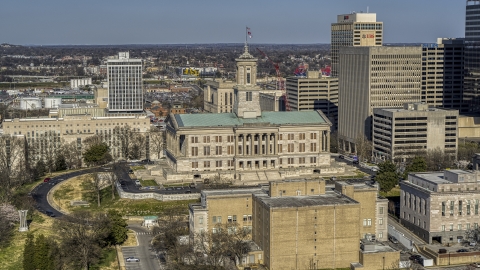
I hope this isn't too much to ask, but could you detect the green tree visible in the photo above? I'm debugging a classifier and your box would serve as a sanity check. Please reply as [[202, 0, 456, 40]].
[[35, 159, 47, 177], [106, 210, 128, 245], [376, 160, 399, 193], [376, 172, 398, 193], [34, 234, 54, 270], [23, 233, 35, 270], [403, 156, 427, 179], [83, 142, 112, 166], [55, 154, 67, 171], [378, 160, 397, 174]]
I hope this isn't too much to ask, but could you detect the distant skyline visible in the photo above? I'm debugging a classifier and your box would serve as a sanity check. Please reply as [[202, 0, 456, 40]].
[[0, 0, 466, 45]]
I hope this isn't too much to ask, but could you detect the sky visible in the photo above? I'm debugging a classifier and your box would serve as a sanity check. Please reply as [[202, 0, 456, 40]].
[[0, 0, 466, 45]]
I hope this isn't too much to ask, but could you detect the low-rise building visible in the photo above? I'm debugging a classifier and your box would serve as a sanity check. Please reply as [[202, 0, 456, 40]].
[[400, 169, 480, 244], [372, 103, 458, 162], [189, 178, 394, 270]]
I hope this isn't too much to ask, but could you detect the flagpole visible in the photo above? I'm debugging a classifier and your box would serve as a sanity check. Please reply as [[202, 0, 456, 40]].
[[245, 26, 248, 46]]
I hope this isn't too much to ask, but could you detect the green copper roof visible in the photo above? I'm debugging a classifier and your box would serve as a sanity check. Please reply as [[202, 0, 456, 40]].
[[174, 111, 328, 128]]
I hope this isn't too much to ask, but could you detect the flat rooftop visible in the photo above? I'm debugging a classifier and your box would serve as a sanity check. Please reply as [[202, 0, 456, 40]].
[[256, 192, 358, 208], [173, 111, 328, 128], [202, 188, 265, 197], [410, 172, 450, 184]]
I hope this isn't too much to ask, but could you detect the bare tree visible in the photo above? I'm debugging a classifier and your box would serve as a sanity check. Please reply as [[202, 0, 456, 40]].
[[59, 140, 82, 169], [88, 172, 103, 207], [0, 135, 28, 202], [107, 162, 120, 200], [113, 125, 146, 160], [149, 126, 164, 159], [55, 211, 111, 270], [355, 134, 372, 163]]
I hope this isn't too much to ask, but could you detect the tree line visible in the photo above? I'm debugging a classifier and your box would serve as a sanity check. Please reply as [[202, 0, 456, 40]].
[[23, 210, 128, 270]]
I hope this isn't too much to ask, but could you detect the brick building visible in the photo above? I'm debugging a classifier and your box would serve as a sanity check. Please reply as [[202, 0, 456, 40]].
[[189, 178, 394, 270]]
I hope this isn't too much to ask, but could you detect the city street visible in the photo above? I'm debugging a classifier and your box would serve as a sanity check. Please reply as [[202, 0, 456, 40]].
[[122, 223, 161, 270]]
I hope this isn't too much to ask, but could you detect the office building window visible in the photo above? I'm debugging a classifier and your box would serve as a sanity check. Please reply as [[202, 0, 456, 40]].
[[442, 202, 446, 216], [379, 207, 384, 214], [379, 218, 383, 225], [191, 147, 198, 156], [192, 162, 198, 168]]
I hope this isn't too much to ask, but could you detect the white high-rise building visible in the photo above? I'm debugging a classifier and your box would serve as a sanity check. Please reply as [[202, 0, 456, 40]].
[[107, 52, 143, 112], [331, 12, 383, 77]]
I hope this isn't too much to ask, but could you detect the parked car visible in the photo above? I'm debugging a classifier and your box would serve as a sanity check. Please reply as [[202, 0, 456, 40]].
[[339, 155, 344, 159], [353, 160, 359, 164], [125, 257, 140, 262], [388, 235, 399, 244], [471, 262, 480, 268], [471, 241, 477, 246], [135, 180, 141, 186], [128, 169, 134, 174], [45, 210, 55, 217], [409, 254, 421, 261], [458, 249, 469, 253], [43, 177, 51, 182], [330, 176, 337, 181]]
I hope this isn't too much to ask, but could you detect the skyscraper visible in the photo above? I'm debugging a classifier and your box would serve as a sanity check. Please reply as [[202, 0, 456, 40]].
[[107, 52, 143, 112], [337, 46, 422, 153], [464, 0, 480, 111], [330, 12, 383, 77]]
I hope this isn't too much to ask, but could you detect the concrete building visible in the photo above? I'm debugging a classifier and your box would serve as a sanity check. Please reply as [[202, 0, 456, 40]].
[[338, 46, 422, 153], [421, 39, 465, 111], [286, 71, 339, 129], [400, 169, 480, 244], [70, 78, 92, 89], [331, 12, 383, 77], [107, 52, 143, 112], [2, 114, 151, 164], [464, 0, 480, 111], [203, 80, 236, 113], [372, 103, 458, 162], [165, 46, 340, 182], [189, 178, 394, 270]]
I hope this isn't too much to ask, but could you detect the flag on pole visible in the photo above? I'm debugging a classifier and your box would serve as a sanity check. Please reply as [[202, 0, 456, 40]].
[[247, 27, 252, 38]]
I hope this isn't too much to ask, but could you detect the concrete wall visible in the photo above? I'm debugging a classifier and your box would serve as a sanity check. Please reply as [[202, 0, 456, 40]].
[[359, 250, 400, 270], [115, 183, 200, 201], [387, 225, 415, 250]]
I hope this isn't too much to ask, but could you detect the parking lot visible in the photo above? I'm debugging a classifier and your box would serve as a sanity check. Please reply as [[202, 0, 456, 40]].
[[122, 247, 145, 270]]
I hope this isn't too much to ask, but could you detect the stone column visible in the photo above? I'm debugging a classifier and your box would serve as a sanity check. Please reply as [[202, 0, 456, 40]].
[[18, 210, 28, 232], [274, 133, 278, 155], [242, 134, 246, 156], [266, 133, 270, 156], [326, 131, 330, 153], [250, 134, 253, 156]]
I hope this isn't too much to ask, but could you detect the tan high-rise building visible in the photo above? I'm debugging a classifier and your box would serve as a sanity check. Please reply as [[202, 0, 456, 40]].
[[338, 46, 422, 153], [331, 12, 383, 77], [286, 71, 339, 129]]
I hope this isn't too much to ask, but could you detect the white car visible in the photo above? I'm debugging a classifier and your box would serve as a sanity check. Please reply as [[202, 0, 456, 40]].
[[126, 257, 140, 262]]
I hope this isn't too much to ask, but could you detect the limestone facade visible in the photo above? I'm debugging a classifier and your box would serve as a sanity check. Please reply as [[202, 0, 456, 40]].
[[400, 170, 480, 244], [2, 114, 151, 163]]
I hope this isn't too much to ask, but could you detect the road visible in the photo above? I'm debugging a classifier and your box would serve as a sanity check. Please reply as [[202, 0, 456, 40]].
[[32, 168, 98, 218], [332, 156, 378, 177], [32, 162, 202, 218], [123, 223, 161, 270]]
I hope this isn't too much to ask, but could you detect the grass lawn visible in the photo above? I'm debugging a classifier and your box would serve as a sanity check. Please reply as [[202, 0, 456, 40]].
[[380, 186, 401, 197], [122, 230, 138, 247], [52, 172, 197, 216], [140, 179, 158, 186], [0, 212, 55, 270], [163, 182, 192, 188], [131, 165, 146, 171]]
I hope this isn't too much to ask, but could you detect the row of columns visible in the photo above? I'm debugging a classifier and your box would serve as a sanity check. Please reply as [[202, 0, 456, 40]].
[[235, 133, 277, 156]]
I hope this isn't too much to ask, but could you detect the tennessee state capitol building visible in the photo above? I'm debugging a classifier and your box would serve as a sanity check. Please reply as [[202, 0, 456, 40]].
[[164, 45, 338, 182]]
